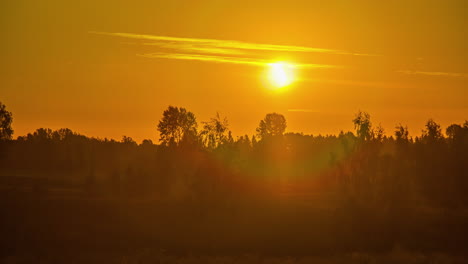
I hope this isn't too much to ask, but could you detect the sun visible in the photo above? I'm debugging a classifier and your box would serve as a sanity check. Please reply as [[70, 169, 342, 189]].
[[267, 62, 295, 89]]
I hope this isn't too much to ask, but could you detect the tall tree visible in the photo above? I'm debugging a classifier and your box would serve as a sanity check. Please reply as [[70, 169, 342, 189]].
[[422, 119, 443, 143], [256, 113, 287, 140], [395, 124, 410, 142], [373, 124, 385, 142], [157, 106, 198, 146], [200, 112, 229, 149], [353, 111, 372, 141], [0, 102, 13, 140], [446, 124, 463, 141]]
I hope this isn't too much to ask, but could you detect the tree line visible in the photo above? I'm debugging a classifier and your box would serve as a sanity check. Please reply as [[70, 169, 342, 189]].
[[0, 102, 467, 209]]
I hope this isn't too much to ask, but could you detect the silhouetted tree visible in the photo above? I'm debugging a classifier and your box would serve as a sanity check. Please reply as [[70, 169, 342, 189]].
[[256, 112, 286, 140], [395, 124, 410, 143], [446, 124, 463, 141], [352, 111, 372, 141], [422, 119, 443, 143], [28, 128, 54, 141], [122, 135, 137, 146], [141, 139, 154, 146], [200, 112, 229, 149], [157, 106, 198, 146], [52, 128, 75, 141], [0, 101, 13, 140], [227, 131, 234, 145], [394, 124, 411, 156], [373, 124, 385, 142]]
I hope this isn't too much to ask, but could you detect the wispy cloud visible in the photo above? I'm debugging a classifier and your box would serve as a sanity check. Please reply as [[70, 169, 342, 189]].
[[90, 31, 373, 56], [140, 52, 338, 68], [398, 70, 468, 78], [142, 42, 244, 55], [90, 31, 378, 68], [304, 78, 413, 89], [141, 52, 267, 66]]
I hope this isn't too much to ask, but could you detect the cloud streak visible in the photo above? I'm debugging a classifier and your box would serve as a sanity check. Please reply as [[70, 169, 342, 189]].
[[89, 31, 381, 69], [142, 42, 245, 55], [398, 70, 468, 78], [90, 31, 373, 56], [140, 52, 338, 68]]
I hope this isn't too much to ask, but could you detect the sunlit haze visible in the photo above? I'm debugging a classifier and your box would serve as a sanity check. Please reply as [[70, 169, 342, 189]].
[[1, 1, 468, 262], [1, 0, 467, 141]]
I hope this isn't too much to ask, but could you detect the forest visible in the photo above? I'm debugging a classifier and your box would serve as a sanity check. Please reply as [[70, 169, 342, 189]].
[[1, 102, 468, 263]]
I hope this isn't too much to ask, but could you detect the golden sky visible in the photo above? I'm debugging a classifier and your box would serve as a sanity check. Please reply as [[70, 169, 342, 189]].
[[1, 0, 467, 142]]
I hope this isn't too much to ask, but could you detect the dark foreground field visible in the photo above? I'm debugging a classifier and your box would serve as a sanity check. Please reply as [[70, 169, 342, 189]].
[[2, 188, 468, 264], [2, 250, 467, 264]]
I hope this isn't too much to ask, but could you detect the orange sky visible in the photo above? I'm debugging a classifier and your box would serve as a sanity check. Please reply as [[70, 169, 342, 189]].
[[1, 0, 467, 142]]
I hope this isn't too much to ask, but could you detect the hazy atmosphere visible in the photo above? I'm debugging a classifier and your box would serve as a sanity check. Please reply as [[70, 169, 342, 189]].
[[1, 0, 467, 141], [1, 1, 467, 263]]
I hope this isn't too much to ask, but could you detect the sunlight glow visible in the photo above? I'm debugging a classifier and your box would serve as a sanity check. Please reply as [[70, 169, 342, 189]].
[[268, 62, 295, 89]]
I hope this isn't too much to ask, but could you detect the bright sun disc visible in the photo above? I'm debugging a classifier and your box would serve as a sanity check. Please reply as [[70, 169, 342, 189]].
[[268, 62, 295, 89]]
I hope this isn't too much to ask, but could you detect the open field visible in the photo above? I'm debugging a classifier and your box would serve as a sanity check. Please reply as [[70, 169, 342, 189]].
[[2, 180, 468, 263]]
